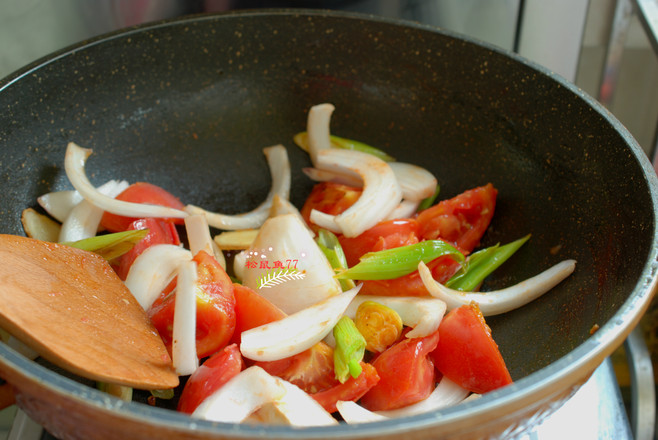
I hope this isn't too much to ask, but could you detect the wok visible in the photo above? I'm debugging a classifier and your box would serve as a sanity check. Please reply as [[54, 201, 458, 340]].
[[0, 9, 656, 440]]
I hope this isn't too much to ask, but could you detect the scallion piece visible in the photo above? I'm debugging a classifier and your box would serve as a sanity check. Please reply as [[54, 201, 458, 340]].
[[417, 184, 441, 211], [63, 229, 149, 261], [316, 229, 355, 291], [293, 131, 395, 162], [150, 388, 175, 400], [333, 316, 366, 383], [97, 382, 133, 401], [336, 240, 464, 280], [446, 234, 531, 291]]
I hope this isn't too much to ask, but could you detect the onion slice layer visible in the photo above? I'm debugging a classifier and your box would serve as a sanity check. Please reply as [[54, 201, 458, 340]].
[[418, 259, 577, 316], [64, 143, 188, 220]]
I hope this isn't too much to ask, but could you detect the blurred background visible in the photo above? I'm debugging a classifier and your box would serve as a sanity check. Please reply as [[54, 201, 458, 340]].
[[0, 0, 656, 438], [0, 0, 656, 155]]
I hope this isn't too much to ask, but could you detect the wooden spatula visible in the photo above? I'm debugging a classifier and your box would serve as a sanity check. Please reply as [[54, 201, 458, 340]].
[[0, 234, 179, 390]]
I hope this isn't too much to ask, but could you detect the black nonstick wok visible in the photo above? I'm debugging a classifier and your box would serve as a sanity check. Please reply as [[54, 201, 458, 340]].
[[0, 9, 656, 440]]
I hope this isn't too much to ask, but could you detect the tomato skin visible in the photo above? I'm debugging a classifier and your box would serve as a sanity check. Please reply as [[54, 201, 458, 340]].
[[113, 217, 181, 280], [417, 183, 497, 254], [311, 362, 380, 413], [430, 304, 512, 394], [338, 218, 420, 267], [360, 329, 440, 411], [100, 182, 185, 233], [255, 342, 338, 394], [148, 251, 236, 359], [300, 182, 362, 232], [177, 344, 244, 414], [231, 284, 286, 345]]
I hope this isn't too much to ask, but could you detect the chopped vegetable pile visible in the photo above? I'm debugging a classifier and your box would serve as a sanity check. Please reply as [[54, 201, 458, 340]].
[[15, 103, 576, 426]]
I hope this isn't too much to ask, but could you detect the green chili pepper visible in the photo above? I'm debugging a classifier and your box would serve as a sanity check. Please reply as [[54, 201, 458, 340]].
[[293, 131, 395, 162], [333, 316, 366, 383], [316, 229, 356, 291], [446, 234, 531, 291], [64, 229, 149, 261], [417, 184, 441, 211], [336, 240, 464, 280]]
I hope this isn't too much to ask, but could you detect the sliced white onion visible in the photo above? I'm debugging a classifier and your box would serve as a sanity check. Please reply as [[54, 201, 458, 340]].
[[302, 167, 362, 187], [184, 144, 290, 230], [58, 180, 130, 242], [309, 209, 342, 234], [263, 379, 338, 426], [312, 149, 402, 237], [418, 259, 577, 316], [269, 194, 315, 236], [185, 214, 214, 256], [192, 366, 287, 423], [376, 376, 470, 418], [64, 142, 188, 220], [242, 214, 342, 314], [240, 284, 361, 361], [344, 295, 447, 339], [37, 190, 84, 223], [232, 250, 247, 282], [387, 162, 437, 202], [306, 103, 335, 165], [193, 366, 337, 426], [337, 377, 470, 423], [184, 214, 226, 270], [303, 162, 436, 202], [124, 244, 192, 310], [385, 199, 421, 221], [172, 260, 199, 376], [336, 401, 388, 424]]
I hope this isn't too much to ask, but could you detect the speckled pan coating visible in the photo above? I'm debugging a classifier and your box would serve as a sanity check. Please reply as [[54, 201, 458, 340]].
[[0, 9, 656, 440]]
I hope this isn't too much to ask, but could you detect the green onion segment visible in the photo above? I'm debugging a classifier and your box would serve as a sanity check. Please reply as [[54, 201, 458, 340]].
[[294, 131, 395, 162], [333, 316, 366, 383], [64, 229, 149, 261], [446, 234, 531, 291], [316, 229, 356, 291], [336, 240, 464, 281], [417, 184, 441, 211]]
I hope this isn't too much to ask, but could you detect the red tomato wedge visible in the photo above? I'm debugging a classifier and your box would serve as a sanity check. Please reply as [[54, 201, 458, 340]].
[[338, 218, 420, 267], [417, 183, 497, 254], [300, 182, 361, 232], [430, 304, 512, 394], [148, 251, 236, 359], [311, 362, 380, 413], [255, 342, 338, 394], [113, 217, 181, 281], [257, 342, 380, 414], [177, 343, 244, 414], [360, 329, 440, 411], [100, 182, 185, 233], [231, 284, 286, 345]]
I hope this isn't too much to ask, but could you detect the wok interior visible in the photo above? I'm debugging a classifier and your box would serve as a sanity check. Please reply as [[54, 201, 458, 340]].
[[0, 10, 654, 391]]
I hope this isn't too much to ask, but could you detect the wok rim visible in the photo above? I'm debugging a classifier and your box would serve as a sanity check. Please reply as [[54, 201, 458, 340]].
[[1, 8, 657, 438]]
